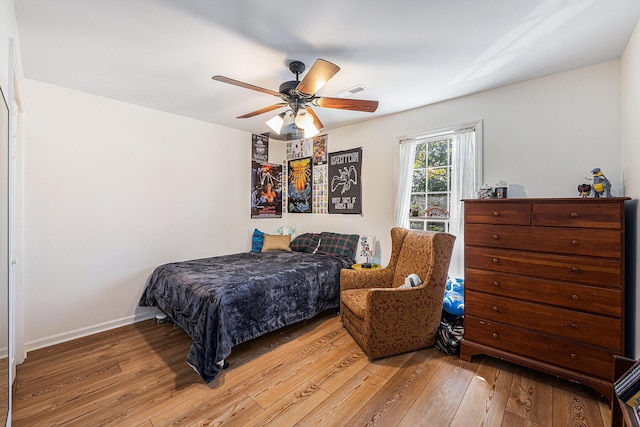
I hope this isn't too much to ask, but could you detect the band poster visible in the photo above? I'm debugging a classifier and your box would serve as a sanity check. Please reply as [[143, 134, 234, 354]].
[[252, 134, 269, 163], [312, 135, 328, 213], [287, 157, 313, 213], [328, 147, 362, 214], [251, 134, 282, 219]]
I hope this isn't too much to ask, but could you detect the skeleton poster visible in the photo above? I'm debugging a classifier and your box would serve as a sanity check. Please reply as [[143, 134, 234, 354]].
[[328, 147, 362, 214], [251, 134, 269, 163], [288, 157, 313, 213], [251, 161, 283, 218]]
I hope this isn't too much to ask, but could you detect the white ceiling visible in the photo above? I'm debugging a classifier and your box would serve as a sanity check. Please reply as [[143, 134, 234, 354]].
[[14, 0, 640, 135]]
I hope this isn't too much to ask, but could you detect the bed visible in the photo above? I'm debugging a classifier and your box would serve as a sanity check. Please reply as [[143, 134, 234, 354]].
[[138, 231, 358, 382]]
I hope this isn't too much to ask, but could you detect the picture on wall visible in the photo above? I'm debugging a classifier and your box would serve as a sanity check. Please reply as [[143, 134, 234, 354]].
[[252, 134, 269, 163], [288, 157, 313, 213], [286, 138, 312, 159], [312, 135, 327, 165], [312, 134, 328, 213], [328, 147, 362, 214], [251, 161, 283, 218]]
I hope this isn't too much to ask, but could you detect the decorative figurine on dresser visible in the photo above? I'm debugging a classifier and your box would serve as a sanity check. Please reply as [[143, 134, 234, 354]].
[[590, 167, 612, 197], [460, 197, 630, 405]]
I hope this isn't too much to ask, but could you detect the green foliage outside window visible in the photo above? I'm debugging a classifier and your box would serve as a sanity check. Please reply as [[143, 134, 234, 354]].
[[409, 138, 452, 231]]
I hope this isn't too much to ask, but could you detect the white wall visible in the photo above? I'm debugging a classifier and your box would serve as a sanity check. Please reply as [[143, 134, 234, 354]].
[[622, 20, 640, 358], [290, 60, 622, 265], [22, 80, 287, 349]]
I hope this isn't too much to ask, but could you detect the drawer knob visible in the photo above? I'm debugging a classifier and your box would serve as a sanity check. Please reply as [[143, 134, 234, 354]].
[[571, 240, 579, 245], [570, 353, 578, 360], [492, 306, 499, 312], [493, 281, 500, 287], [492, 234, 499, 240], [571, 294, 579, 300], [571, 267, 580, 273], [493, 211, 500, 217], [570, 212, 578, 218], [492, 332, 499, 339], [492, 258, 499, 264], [570, 323, 578, 329]]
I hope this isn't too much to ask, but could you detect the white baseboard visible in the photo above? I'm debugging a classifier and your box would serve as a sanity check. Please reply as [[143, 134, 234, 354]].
[[24, 309, 160, 353]]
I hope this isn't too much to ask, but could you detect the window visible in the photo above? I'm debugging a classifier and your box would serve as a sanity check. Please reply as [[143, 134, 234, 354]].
[[395, 121, 483, 278], [408, 136, 452, 232]]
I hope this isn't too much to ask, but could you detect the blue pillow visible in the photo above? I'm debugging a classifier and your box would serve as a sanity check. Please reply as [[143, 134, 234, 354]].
[[251, 229, 265, 252], [443, 277, 464, 316]]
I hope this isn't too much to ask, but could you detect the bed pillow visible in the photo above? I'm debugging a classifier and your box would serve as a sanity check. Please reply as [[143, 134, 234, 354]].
[[261, 234, 292, 252], [251, 229, 265, 252], [289, 233, 321, 253], [315, 232, 359, 259]]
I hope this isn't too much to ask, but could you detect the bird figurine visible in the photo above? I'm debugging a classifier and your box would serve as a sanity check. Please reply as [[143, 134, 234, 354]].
[[590, 168, 612, 198]]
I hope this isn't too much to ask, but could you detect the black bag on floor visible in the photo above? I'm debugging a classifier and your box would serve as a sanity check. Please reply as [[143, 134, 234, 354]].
[[435, 314, 464, 355]]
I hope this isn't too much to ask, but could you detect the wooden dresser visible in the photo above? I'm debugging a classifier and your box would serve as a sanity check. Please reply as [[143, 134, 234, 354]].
[[460, 197, 629, 403]]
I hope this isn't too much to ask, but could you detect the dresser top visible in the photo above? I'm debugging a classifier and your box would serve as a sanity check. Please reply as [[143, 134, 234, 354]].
[[463, 197, 631, 202]]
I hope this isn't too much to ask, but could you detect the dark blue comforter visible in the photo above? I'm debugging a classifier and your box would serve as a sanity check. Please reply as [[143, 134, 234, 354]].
[[139, 251, 351, 382]]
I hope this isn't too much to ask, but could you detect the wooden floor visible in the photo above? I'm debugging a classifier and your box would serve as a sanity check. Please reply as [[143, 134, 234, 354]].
[[12, 311, 612, 426]]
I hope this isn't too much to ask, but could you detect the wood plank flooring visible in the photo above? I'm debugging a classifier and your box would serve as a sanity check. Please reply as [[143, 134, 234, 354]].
[[12, 311, 612, 426]]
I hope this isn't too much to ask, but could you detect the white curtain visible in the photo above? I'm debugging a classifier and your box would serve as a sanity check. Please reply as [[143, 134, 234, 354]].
[[448, 129, 476, 279], [394, 140, 416, 228]]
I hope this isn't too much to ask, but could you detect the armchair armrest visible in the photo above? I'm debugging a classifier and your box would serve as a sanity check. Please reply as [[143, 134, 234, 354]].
[[340, 267, 394, 291]]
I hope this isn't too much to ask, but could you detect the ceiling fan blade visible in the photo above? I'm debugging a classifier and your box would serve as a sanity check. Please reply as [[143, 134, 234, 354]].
[[296, 59, 340, 96], [312, 97, 379, 113], [305, 107, 324, 130], [237, 103, 287, 119], [212, 75, 282, 97]]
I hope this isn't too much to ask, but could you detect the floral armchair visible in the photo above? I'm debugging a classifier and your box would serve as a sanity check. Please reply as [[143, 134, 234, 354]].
[[340, 227, 456, 359]]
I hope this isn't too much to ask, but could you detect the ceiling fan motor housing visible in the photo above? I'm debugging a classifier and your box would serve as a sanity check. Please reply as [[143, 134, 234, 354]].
[[279, 80, 299, 96]]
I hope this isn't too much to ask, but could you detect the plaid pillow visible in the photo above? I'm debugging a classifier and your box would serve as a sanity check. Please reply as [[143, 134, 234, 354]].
[[289, 233, 321, 253], [315, 232, 359, 259]]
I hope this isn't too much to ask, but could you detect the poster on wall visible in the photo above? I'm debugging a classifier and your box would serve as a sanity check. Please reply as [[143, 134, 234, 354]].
[[288, 157, 313, 213], [312, 135, 327, 165], [328, 147, 362, 214], [313, 165, 327, 214], [251, 161, 283, 218], [312, 134, 328, 213], [286, 138, 312, 159], [252, 134, 269, 163]]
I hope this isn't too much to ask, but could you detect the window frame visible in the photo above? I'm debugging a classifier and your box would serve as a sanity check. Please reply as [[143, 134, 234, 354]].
[[397, 119, 484, 227], [409, 134, 453, 232]]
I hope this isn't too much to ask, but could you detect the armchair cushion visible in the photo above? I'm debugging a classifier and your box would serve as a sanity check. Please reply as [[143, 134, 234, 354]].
[[341, 289, 367, 318]]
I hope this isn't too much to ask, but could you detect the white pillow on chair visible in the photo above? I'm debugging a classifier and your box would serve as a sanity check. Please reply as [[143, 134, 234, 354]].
[[399, 273, 422, 289]]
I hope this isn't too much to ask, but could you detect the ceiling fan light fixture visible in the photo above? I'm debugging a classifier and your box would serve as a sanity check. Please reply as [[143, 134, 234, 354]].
[[265, 112, 286, 134], [294, 109, 314, 129], [303, 123, 320, 139]]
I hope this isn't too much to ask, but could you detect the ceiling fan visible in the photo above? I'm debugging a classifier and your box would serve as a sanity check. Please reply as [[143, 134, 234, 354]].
[[212, 59, 379, 140]]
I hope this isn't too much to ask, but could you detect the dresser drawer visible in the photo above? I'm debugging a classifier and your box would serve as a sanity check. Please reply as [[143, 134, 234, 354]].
[[465, 246, 621, 288], [465, 291, 621, 350], [464, 202, 531, 225], [464, 268, 622, 317], [532, 201, 622, 229], [465, 224, 621, 258], [464, 315, 617, 380]]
